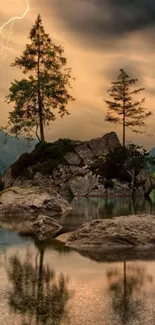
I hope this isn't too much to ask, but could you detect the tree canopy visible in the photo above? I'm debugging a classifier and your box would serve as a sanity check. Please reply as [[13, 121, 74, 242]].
[[6, 14, 75, 142], [104, 69, 152, 146]]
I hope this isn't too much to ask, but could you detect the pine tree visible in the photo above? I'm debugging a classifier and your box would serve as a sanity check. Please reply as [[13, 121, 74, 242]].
[[6, 14, 75, 142], [104, 69, 152, 146]]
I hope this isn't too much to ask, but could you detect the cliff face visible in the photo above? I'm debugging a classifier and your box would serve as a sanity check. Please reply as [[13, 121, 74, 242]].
[[2, 132, 154, 197]]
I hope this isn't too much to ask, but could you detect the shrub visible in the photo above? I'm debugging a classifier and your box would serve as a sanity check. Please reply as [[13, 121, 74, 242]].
[[11, 138, 74, 178], [90, 143, 153, 183], [104, 179, 114, 189], [34, 138, 73, 159], [11, 152, 38, 178]]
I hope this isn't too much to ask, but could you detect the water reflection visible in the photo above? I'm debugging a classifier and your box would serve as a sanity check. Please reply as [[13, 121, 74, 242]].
[[7, 243, 71, 325], [107, 262, 153, 324], [1, 236, 155, 325], [62, 194, 155, 231]]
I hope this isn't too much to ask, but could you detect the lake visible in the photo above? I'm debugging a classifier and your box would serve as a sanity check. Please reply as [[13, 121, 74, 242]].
[[1, 195, 155, 324]]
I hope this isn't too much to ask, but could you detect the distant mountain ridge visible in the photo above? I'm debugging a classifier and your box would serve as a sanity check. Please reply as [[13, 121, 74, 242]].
[[149, 147, 155, 158], [0, 131, 37, 175], [149, 147, 155, 173]]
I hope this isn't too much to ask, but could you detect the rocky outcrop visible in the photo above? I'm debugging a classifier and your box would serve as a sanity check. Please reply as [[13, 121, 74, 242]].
[[135, 170, 154, 196], [2, 132, 122, 196], [0, 186, 72, 219], [2, 132, 154, 197], [66, 214, 155, 252]]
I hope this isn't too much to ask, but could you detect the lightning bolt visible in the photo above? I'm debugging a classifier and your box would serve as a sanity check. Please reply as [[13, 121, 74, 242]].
[[0, 0, 30, 60]]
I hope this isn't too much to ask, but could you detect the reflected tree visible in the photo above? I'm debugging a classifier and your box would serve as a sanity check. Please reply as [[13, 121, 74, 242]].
[[7, 247, 71, 325], [106, 262, 153, 325]]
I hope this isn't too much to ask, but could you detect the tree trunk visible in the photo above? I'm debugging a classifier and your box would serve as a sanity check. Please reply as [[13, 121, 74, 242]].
[[38, 94, 45, 142], [131, 169, 135, 196], [123, 82, 126, 147], [123, 112, 125, 147], [37, 24, 45, 143]]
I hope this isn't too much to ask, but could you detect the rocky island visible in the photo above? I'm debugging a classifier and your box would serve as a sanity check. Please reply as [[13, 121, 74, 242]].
[[2, 132, 155, 198], [0, 131, 155, 244]]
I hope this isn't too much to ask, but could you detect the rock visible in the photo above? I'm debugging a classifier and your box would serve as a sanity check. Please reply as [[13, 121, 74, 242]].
[[64, 151, 81, 165], [0, 186, 72, 219], [2, 167, 13, 189], [70, 173, 98, 196], [136, 170, 155, 196], [66, 214, 155, 252], [57, 232, 72, 243], [32, 214, 63, 240], [89, 132, 121, 156], [108, 180, 132, 197], [88, 184, 107, 196], [3, 132, 154, 198], [74, 144, 93, 159]]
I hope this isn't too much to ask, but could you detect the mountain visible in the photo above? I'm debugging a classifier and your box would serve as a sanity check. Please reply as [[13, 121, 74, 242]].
[[149, 147, 155, 173], [149, 147, 155, 158], [0, 131, 37, 175]]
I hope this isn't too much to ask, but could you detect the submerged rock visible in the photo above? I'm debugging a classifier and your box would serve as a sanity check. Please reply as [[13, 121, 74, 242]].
[[32, 214, 63, 240], [0, 185, 72, 219], [66, 214, 155, 252]]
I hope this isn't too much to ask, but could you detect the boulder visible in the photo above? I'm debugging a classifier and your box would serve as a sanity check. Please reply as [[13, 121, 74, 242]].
[[64, 151, 81, 165], [74, 144, 94, 159], [89, 132, 120, 156], [69, 173, 99, 196], [32, 214, 63, 240], [135, 170, 155, 196], [0, 186, 72, 219], [66, 214, 155, 252]]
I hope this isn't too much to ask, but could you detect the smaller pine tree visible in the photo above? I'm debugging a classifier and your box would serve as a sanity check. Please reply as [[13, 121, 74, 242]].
[[104, 69, 152, 146]]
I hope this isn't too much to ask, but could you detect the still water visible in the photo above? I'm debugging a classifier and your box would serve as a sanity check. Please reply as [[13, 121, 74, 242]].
[[1, 196, 155, 324]]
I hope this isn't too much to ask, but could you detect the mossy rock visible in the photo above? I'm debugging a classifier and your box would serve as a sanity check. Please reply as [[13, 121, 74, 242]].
[[11, 138, 74, 178]]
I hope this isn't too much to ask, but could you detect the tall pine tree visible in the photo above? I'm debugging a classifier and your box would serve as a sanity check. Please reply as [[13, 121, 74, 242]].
[[6, 14, 75, 142], [104, 69, 152, 146]]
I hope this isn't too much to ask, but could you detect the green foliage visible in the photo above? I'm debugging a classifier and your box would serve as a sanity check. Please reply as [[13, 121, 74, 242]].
[[11, 152, 37, 178], [34, 138, 73, 158], [6, 14, 75, 142], [11, 138, 73, 178], [104, 69, 152, 146], [104, 179, 114, 189], [91, 143, 154, 183]]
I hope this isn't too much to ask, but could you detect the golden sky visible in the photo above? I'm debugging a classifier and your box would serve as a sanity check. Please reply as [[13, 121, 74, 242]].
[[0, 0, 155, 149]]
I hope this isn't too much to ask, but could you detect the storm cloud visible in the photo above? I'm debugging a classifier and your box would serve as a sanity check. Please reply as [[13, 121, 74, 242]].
[[0, 0, 155, 149], [51, 0, 155, 47]]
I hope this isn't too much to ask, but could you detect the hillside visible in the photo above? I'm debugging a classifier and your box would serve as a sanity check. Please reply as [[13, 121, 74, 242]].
[[0, 131, 37, 175]]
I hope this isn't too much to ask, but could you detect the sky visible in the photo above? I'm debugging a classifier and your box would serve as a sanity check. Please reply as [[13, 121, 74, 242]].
[[0, 0, 155, 149]]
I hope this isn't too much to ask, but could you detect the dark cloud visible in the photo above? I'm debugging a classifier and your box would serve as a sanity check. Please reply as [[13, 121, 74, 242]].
[[50, 0, 155, 47], [102, 59, 142, 81]]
